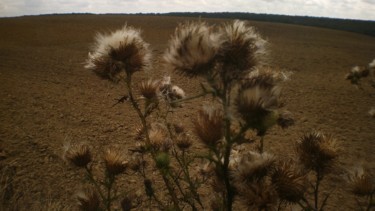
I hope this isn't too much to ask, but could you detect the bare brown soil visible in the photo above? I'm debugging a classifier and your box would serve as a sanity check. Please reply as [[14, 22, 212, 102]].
[[0, 14, 374, 210]]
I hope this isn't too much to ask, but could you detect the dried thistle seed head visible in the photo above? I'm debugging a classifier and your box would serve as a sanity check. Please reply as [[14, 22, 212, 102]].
[[346, 66, 368, 84], [241, 67, 286, 90], [163, 21, 222, 77], [193, 106, 223, 146], [169, 85, 186, 100], [76, 189, 100, 211], [347, 166, 374, 196], [238, 182, 278, 211], [103, 148, 128, 175], [295, 132, 339, 173], [149, 123, 171, 151], [85, 24, 152, 81], [235, 85, 280, 131], [175, 133, 192, 150], [139, 79, 160, 99], [231, 151, 276, 191], [277, 110, 295, 129], [271, 161, 306, 203], [218, 20, 267, 77], [173, 123, 185, 134], [64, 143, 92, 168]]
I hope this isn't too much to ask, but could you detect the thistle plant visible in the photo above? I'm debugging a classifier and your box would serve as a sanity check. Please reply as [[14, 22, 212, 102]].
[[347, 166, 375, 211], [63, 143, 130, 211], [62, 20, 345, 211]]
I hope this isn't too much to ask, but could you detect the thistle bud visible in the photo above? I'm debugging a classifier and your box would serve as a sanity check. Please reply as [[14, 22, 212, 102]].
[[155, 152, 170, 170]]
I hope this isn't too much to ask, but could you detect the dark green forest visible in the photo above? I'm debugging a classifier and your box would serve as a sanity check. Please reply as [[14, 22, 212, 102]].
[[140, 12, 375, 37]]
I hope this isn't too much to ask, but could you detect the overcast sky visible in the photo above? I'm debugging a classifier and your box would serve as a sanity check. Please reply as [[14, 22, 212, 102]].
[[0, 0, 374, 21]]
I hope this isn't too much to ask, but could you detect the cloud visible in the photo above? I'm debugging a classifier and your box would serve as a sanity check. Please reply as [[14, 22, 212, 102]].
[[0, 0, 374, 20]]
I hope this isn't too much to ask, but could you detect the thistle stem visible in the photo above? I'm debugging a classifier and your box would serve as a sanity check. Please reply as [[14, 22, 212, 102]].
[[125, 73, 181, 211], [84, 166, 105, 202], [259, 136, 265, 154], [314, 170, 322, 211]]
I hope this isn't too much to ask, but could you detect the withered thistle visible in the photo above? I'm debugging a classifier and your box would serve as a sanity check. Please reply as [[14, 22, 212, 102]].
[[347, 166, 374, 196], [85, 24, 152, 81], [149, 123, 171, 151], [175, 133, 192, 150], [277, 110, 295, 129], [295, 132, 339, 174], [238, 182, 278, 211], [193, 106, 223, 146], [231, 151, 275, 191], [163, 21, 222, 77], [345, 66, 369, 84], [64, 143, 92, 168], [271, 161, 306, 203], [76, 189, 100, 211], [103, 148, 128, 175], [218, 20, 267, 80], [139, 79, 160, 99], [235, 85, 279, 135]]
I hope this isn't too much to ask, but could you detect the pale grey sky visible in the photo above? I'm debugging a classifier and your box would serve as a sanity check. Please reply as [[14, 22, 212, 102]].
[[0, 0, 374, 20]]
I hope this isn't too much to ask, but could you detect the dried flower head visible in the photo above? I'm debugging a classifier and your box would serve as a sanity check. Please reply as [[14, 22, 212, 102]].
[[271, 161, 306, 203], [103, 148, 128, 175], [140, 79, 160, 99], [163, 21, 222, 77], [231, 151, 276, 191], [85, 25, 152, 81], [149, 123, 171, 151], [175, 132, 192, 150], [238, 182, 278, 211], [347, 166, 374, 196], [76, 189, 100, 211], [193, 106, 223, 146], [277, 110, 295, 129], [64, 143, 92, 168], [173, 123, 185, 134], [295, 132, 339, 173], [218, 20, 267, 79], [235, 85, 280, 134], [170, 85, 186, 100], [346, 66, 369, 84]]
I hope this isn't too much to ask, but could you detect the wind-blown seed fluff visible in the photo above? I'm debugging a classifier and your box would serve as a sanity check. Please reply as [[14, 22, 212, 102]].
[[163, 22, 222, 77], [219, 20, 268, 78], [85, 25, 152, 81]]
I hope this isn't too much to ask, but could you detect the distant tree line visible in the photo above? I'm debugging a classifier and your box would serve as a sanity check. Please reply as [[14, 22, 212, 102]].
[[136, 12, 375, 37]]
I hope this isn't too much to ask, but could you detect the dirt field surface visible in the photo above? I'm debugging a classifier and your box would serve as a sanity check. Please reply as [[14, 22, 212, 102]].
[[0, 14, 374, 210]]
